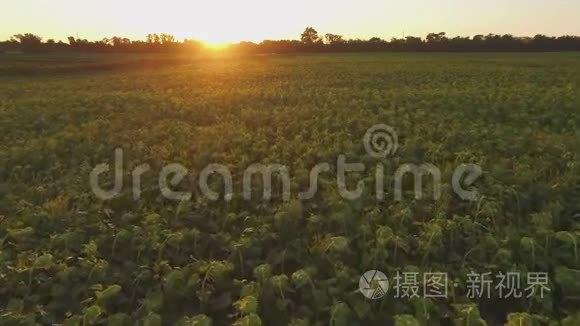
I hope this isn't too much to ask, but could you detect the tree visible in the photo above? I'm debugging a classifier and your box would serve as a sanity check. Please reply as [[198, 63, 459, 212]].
[[110, 36, 131, 47], [325, 33, 344, 44], [10, 33, 43, 52], [426, 32, 447, 43], [147, 33, 160, 44], [12, 33, 42, 47], [159, 34, 176, 44], [301, 27, 320, 44], [405, 36, 422, 47]]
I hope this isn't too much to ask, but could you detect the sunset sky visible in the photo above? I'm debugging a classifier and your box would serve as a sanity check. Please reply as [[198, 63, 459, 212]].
[[2, 0, 579, 44]]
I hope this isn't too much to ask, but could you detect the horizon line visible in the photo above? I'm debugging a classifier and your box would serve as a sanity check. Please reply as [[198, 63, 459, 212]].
[[3, 30, 580, 45]]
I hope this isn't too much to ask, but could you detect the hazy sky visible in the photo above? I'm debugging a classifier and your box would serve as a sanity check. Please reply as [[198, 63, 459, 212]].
[[2, 0, 579, 44]]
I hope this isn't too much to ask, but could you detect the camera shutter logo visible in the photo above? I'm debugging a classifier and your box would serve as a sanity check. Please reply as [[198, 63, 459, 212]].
[[359, 270, 389, 299]]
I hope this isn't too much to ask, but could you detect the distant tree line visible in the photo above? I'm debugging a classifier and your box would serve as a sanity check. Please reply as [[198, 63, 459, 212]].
[[3, 28, 580, 53], [0, 33, 204, 53]]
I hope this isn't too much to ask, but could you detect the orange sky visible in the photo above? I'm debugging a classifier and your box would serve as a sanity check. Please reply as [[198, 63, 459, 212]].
[[2, 0, 579, 44]]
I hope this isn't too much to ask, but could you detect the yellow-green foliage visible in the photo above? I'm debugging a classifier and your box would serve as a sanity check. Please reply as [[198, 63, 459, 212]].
[[0, 53, 579, 324]]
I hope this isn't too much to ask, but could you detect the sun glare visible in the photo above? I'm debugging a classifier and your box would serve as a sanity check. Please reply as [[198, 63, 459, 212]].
[[202, 41, 232, 51]]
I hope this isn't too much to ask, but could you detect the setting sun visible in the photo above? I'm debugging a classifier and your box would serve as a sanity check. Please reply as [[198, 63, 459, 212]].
[[202, 41, 232, 51]]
